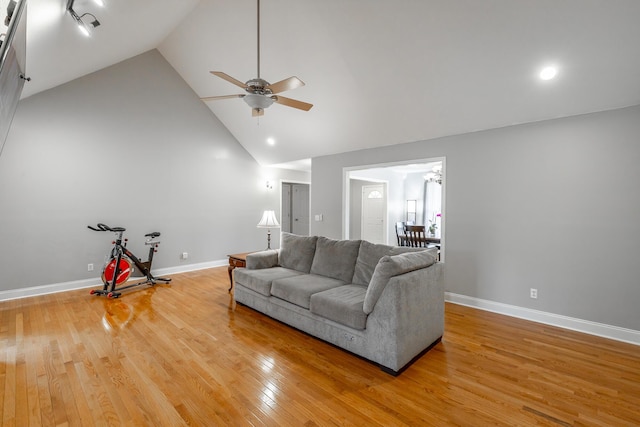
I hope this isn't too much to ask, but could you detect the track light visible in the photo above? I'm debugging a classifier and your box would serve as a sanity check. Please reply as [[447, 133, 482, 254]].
[[67, 0, 101, 37]]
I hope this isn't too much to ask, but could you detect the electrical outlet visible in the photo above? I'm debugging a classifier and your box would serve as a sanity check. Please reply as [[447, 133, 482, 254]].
[[88, 263, 94, 272], [530, 288, 538, 299], [182, 252, 188, 260]]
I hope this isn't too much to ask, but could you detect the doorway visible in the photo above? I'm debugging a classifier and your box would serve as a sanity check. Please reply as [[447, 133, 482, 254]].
[[343, 158, 445, 259], [281, 182, 310, 235]]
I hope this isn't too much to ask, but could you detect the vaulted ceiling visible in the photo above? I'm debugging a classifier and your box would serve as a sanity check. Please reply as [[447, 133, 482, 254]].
[[14, 0, 640, 168]]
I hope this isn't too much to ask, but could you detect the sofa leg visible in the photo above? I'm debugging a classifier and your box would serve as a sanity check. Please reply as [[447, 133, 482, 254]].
[[380, 366, 401, 376], [379, 336, 443, 376]]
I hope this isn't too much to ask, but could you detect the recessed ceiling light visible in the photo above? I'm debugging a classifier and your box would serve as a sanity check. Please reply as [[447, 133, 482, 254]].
[[266, 137, 276, 146], [539, 66, 558, 81]]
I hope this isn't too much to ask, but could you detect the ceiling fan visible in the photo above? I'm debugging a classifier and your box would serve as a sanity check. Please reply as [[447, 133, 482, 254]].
[[200, 0, 313, 117]]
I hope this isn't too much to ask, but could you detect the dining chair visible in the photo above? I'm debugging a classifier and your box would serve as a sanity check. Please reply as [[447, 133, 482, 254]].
[[404, 225, 427, 247], [395, 222, 406, 246]]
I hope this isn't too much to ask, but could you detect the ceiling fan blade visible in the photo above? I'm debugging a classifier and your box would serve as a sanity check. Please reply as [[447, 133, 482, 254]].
[[265, 76, 305, 94], [273, 95, 313, 111], [210, 71, 248, 89], [200, 94, 245, 102], [252, 108, 264, 117]]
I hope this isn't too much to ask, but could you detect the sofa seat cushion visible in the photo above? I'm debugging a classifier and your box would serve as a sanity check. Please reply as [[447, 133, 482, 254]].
[[310, 236, 361, 283], [279, 233, 318, 273], [310, 285, 368, 330], [271, 274, 346, 309], [234, 267, 305, 297]]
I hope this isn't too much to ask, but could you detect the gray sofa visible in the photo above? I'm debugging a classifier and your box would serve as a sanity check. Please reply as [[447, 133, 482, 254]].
[[233, 232, 444, 375]]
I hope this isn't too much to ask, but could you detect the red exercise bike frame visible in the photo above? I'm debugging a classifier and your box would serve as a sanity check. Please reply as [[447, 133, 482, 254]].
[[88, 223, 171, 298]]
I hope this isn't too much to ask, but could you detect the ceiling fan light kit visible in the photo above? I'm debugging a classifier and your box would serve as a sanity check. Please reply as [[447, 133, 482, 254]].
[[244, 93, 274, 109], [200, 0, 313, 116]]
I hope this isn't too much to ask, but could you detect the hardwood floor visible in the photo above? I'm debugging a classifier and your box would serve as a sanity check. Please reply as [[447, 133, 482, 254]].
[[1, 267, 639, 426]]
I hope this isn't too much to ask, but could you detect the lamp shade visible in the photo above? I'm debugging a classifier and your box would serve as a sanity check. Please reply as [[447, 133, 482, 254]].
[[257, 210, 280, 228]]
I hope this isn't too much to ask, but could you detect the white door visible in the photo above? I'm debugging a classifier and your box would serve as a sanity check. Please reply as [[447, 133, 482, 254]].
[[361, 184, 386, 244]]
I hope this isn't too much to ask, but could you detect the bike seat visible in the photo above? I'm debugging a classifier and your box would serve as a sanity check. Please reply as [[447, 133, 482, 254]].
[[112, 227, 126, 232], [145, 232, 161, 238]]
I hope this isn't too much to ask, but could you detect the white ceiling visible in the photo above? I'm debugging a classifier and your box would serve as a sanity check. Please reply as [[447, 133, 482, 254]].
[[12, 0, 640, 169]]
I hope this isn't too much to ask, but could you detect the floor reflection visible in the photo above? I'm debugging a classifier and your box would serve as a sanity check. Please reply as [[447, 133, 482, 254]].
[[100, 284, 169, 332], [260, 380, 279, 410], [260, 356, 275, 373], [102, 299, 134, 331]]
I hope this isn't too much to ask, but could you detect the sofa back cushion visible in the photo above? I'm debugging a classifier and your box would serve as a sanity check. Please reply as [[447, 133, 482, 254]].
[[363, 249, 437, 314], [352, 241, 394, 286], [279, 232, 318, 273], [310, 236, 361, 282], [352, 241, 427, 286]]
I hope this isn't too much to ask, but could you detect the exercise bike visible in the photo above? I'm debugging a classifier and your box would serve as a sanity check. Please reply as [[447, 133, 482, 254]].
[[88, 223, 171, 298]]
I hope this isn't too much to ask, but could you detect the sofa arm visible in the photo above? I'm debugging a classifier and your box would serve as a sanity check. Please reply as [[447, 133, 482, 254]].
[[246, 250, 279, 269], [363, 250, 437, 314], [366, 262, 444, 373]]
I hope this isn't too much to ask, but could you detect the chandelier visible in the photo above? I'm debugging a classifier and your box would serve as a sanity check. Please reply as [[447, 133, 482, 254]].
[[424, 164, 443, 184]]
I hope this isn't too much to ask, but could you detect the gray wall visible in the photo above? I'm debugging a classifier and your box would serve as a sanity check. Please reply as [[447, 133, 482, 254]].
[[0, 50, 308, 292], [311, 105, 640, 331]]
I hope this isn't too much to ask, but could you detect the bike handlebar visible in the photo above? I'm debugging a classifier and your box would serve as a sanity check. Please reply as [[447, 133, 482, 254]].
[[88, 224, 160, 239], [87, 223, 126, 232]]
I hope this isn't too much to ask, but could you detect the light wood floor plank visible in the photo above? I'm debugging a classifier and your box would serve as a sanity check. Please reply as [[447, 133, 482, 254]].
[[1, 266, 639, 426]]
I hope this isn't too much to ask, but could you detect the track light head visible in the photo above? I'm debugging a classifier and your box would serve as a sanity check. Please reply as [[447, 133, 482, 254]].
[[82, 13, 100, 28], [67, 0, 102, 37]]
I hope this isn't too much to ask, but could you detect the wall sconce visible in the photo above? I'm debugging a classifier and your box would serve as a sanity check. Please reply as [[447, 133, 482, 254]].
[[67, 0, 101, 37]]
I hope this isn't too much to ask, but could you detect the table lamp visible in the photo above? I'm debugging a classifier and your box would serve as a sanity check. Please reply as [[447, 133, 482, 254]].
[[257, 210, 280, 250]]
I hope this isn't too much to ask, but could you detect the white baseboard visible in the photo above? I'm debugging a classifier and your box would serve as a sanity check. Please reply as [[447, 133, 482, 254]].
[[0, 259, 229, 302], [446, 292, 640, 346], [152, 259, 228, 276]]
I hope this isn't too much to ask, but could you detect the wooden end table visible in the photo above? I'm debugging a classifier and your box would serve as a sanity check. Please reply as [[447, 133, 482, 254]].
[[227, 252, 253, 292]]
